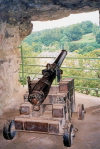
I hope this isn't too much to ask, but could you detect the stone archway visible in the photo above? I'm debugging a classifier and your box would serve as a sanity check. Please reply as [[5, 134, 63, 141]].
[[0, 0, 100, 114]]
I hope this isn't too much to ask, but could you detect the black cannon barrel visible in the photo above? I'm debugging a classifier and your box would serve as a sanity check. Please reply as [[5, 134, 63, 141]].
[[54, 50, 67, 67], [28, 50, 67, 111]]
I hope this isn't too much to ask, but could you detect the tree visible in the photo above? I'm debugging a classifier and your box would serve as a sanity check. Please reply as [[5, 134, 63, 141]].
[[64, 25, 82, 41], [32, 42, 42, 52], [92, 24, 100, 35], [80, 21, 93, 34], [68, 43, 79, 52], [69, 25, 82, 41], [79, 46, 95, 54]]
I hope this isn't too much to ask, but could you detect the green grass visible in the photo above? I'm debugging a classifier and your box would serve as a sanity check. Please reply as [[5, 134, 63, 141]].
[[71, 33, 96, 43]]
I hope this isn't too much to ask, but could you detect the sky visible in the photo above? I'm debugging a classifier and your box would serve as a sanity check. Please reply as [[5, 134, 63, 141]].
[[32, 10, 99, 32]]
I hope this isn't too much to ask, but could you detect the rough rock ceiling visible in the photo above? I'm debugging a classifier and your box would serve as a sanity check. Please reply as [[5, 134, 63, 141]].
[[0, 0, 100, 25]]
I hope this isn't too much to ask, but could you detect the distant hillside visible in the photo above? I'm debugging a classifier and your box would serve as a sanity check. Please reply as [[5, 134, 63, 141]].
[[23, 21, 100, 54]]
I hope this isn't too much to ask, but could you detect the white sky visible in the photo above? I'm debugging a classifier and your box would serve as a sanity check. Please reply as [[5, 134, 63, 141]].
[[32, 10, 99, 32]]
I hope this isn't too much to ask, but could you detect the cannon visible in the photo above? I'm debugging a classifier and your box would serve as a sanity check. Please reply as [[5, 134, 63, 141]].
[[3, 50, 85, 147], [28, 50, 67, 111]]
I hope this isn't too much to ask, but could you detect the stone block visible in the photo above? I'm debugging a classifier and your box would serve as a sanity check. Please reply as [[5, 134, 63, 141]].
[[49, 85, 59, 94], [52, 104, 65, 118], [59, 82, 69, 92], [59, 78, 74, 93], [19, 102, 33, 115]]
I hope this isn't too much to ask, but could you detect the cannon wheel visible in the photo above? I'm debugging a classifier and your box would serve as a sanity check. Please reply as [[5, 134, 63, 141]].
[[3, 120, 16, 140], [77, 104, 85, 120], [63, 124, 74, 147]]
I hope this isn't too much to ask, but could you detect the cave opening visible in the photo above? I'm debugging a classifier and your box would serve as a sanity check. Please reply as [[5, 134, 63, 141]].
[[19, 10, 100, 98]]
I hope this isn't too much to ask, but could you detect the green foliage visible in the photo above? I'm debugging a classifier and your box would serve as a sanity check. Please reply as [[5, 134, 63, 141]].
[[62, 24, 82, 41], [79, 45, 95, 54], [96, 31, 100, 44], [19, 43, 41, 85], [23, 21, 95, 52], [71, 33, 96, 43], [68, 25, 82, 41], [80, 21, 93, 34], [92, 24, 100, 35], [68, 43, 79, 52], [23, 21, 100, 54], [41, 29, 62, 46], [92, 24, 100, 44], [63, 50, 100, 96], [68, 42, 100, 54], [32, 42, 42, 52]]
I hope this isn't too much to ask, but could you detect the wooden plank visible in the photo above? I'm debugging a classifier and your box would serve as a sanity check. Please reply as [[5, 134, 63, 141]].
[[24, 121, 48, 132]]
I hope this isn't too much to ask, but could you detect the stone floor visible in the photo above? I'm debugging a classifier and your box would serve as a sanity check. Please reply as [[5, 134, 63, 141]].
[[0, 92, 100, 149]]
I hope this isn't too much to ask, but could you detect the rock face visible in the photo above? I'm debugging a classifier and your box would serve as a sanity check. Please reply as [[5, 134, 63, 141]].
[[0, 0, 100, 24], [0, 0, 100, 114], [0, 23, 21, 114]]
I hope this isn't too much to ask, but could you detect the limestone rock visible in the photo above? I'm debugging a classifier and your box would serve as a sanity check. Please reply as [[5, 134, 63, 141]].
[[0, 0, 100, 25]]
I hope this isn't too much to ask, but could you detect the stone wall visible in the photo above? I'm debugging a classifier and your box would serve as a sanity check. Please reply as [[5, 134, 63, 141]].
[[0, 23, 21, 114]]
